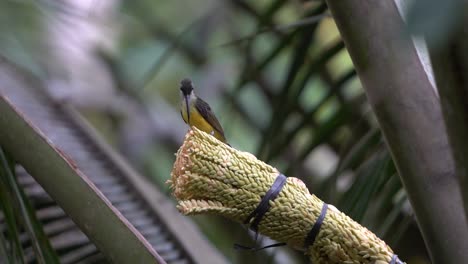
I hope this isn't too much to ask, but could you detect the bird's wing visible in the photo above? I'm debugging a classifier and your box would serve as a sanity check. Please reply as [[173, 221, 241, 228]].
[[195, 98, 226, 137]]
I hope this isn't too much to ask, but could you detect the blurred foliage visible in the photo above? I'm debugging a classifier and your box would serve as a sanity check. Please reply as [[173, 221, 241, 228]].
[[406, 0, 465, 48], [0, 0, 432, 263], [0, 148, 59, 264]]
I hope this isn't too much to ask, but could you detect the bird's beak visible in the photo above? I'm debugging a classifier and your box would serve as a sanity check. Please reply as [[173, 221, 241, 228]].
[[184, 94, 190, 123]]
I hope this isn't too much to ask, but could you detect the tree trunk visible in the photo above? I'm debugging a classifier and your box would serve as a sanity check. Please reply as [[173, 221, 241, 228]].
[[325, 1, 468, 263]]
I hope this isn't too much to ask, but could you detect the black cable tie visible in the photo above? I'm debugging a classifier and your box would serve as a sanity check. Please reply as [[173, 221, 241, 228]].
[[303, 202, 328, 249], [390, 254, 404, 264], [234, 242, 287, 251], [243, 173, 287, 233]]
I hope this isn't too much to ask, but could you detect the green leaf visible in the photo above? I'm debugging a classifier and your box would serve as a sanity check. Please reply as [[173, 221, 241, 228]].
[[378, 187, 407, 238], [338, 150, 393, 221], [0, 224, 11, 264], [323, 128, 381, 200], [257, 3, 328, 160], [0, 157, 25, 264], [267, 54, 352, 161], [0, 148, 60, 264], [284, 104, 350, 175]]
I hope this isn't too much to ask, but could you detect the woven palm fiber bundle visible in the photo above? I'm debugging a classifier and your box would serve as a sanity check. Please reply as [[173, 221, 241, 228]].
[[169, 128, 402, 264]]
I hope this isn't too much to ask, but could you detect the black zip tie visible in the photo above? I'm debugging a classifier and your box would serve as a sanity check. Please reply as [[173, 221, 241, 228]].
[[243, 173, 288, 233], [234, 242, 287, 251], [234, 173, 287, 251], [303, 202, 328, 249], [390, 254, 404, 264]]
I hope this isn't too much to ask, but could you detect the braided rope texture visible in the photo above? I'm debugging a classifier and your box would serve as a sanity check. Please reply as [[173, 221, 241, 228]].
[[169, 128, 400, 264]]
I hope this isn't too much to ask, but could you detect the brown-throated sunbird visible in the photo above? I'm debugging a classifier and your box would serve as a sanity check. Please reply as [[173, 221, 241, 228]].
[[179, 78, 227, 143]]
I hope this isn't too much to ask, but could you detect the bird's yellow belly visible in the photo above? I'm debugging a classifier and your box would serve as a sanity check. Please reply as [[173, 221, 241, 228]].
[[189, 114, 216, 135], [182, 109, 224, 141]]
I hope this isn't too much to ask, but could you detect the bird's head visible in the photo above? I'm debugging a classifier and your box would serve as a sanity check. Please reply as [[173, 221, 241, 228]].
[[180, 78, 194, 97], [180, 78, 196, 123]]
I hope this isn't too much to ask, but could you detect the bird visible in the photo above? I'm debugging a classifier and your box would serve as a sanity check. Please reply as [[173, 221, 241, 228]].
[[179, 78, 228, 143]]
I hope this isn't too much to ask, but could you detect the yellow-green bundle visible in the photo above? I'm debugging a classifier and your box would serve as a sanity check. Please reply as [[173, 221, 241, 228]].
[[169, 128, 399, 264]]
